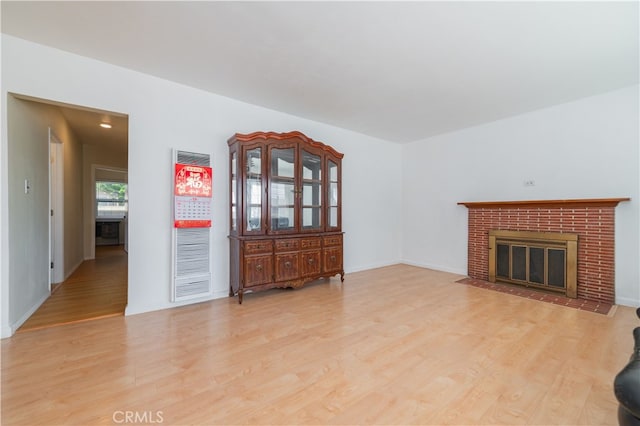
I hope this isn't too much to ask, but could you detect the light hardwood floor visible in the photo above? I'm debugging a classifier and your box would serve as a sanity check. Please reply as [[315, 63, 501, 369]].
[[2, 264, 637, 425], [18, 245, 127, 332]]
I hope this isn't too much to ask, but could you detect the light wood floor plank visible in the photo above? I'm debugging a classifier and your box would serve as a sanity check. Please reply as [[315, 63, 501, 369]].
[[2, 264, 637, 425], [17, 245, 127, 332]]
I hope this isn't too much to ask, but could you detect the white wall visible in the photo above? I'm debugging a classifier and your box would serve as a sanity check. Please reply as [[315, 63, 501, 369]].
[[5, 96, 49, 334], [63, 111, 84, 276], [402, 85, 640, 306], [3, 96, 84, 335], [0, 35, 402, 336]]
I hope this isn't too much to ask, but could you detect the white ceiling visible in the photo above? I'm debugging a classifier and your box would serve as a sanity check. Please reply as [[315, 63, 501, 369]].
[[2, 1, 638, 144], [57, 105, 129, 154], [12, 94, 129, 154]]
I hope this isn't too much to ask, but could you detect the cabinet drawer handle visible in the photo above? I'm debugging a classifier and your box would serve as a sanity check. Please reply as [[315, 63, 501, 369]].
[[255, 264, 263, 272], [308, 258, 314, 264], [330, 255, 336, 262], [285, 261, 292, 269]]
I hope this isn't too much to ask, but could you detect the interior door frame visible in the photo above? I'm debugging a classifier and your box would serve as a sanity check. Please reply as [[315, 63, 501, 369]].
[[48, 128, 64, 288]]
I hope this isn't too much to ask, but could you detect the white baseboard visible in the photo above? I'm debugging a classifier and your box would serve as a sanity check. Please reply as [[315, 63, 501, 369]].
[[345, 260, 402, 274], [1, 325, 13, 339], [400, 259, 467, 276], [212, 289, 230, 299], [124, 291, 228, 317], [125, 303, 167, 317], [615, 296, 640, 308], [64, 257, 84, 281], [9, 292, 49, 336]]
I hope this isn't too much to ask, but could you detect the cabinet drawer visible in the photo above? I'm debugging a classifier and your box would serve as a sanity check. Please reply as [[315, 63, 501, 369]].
[[300, 237, 321, 250], [244, 255, 273, 287], [301, 250, 321, 277], [323, 235, 343, 247], [275, 238, 300, 252], [244, 240, 273, 254], [275, 253, 299, 281], [323, 247, 343, 273]]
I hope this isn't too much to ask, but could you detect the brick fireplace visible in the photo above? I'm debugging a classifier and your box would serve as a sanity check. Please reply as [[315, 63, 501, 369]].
[[458, 198, 630, 304]]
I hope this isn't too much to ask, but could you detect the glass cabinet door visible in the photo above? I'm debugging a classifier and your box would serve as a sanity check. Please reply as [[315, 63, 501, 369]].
[[230, 151, 237, 233], [270, 147, 296, 232], [328, 160, 339, 229], [245, 147, 262, 232], [302, 150, 322, 230]]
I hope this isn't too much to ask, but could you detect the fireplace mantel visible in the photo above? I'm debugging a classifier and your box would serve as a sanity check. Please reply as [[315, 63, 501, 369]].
[[458, 197, 630, 209]]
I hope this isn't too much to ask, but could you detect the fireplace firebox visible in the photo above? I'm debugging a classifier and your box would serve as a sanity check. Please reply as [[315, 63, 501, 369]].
[[488, 230, 577, 298]]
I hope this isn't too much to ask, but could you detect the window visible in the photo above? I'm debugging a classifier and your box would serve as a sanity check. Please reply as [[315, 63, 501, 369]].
[[96, 181, 128, 219]]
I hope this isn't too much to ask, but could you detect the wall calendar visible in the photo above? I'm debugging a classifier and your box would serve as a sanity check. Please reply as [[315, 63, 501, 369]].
[[174, 163, 213, 228]]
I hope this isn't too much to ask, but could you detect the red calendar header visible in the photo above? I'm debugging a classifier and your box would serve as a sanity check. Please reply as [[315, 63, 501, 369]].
[[174, 164, 212, 197]]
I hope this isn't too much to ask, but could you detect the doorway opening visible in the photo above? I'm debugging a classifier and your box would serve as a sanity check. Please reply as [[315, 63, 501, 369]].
[[92, 168, 128, 255], [9, 94, 129, 332]]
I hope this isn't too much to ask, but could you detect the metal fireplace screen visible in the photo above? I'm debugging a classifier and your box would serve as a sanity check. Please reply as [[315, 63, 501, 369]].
[[495, 243, 566, 290], [488, 230, 577, 298]]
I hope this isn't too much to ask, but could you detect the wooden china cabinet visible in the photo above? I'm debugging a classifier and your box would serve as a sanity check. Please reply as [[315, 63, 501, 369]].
[[228, 131, 344, 303]]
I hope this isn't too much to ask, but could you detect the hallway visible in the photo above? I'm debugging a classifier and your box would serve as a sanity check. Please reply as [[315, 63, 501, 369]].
[[18, 246, 128, 332]]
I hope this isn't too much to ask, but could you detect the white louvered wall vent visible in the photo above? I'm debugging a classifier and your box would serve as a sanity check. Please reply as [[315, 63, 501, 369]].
[[172, 150, 212, 302]]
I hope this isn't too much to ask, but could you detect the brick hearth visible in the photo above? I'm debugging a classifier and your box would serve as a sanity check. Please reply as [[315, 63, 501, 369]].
[[458, 198, 629, 305]]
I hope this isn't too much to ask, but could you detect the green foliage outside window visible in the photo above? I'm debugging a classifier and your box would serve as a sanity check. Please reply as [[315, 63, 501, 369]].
[[96, 182, 127, 201], [96, 181, 128, 218]]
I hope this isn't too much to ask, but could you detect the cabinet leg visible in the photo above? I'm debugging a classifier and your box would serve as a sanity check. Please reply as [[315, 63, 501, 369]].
[[340, 271, 345, 282], [238, 290, 243, 304]]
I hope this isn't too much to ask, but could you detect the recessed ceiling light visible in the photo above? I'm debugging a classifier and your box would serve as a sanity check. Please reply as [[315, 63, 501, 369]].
[[100, 123, 112, 129]]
